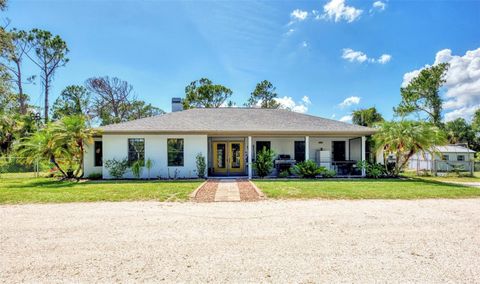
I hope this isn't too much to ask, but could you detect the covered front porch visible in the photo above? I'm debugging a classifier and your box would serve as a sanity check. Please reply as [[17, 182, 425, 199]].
[[207, 135, 369, 178]]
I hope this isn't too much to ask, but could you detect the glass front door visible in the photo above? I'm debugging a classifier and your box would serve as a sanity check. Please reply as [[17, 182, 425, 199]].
[[212, 141, 244, 175]]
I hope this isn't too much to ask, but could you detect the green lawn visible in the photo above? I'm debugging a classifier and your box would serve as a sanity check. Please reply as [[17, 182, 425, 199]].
[[402, 171, 480, 183], [0, 175, 202, 204], [253, 179, 480, 199]]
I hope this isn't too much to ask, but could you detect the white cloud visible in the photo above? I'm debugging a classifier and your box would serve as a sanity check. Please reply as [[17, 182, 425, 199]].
[[275, 96, 311, 113], [372, 1, 386, 11], [342, 48, 392, 64], [285, 28, 295, 36], [339, 96, 361, 108], [301, 96, 311, 104], [322, 0, 363, 23], [342, 48, 368, 63], [290, 9, 308, 21], [377, 54, 392, 64], [339, 115, 353, 122], [301, 41, 308, 48], [401, 47, 480, 121]]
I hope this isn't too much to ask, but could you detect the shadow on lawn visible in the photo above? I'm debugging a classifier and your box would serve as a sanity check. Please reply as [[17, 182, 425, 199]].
[[255, 177, 469, 188], [4, 178, 202, 190]]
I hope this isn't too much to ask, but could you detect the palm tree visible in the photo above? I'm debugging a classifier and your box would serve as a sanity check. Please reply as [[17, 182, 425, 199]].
[[52, 115, 97, 178], [373, 121, 446, 176], [15, 126, 71, 177], [15, 115, 98, 179]]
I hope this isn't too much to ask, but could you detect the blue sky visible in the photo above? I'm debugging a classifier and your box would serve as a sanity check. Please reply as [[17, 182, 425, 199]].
[[6, 0, 480, 122]]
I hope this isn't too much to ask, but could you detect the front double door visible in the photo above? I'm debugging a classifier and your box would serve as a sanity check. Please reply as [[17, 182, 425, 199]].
[[212, 141, 244, 175]]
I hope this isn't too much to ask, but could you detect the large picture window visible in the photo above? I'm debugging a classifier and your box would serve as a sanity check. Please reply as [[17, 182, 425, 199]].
[[94, 141, 103, 167], [128, 138, 145, 166], [168, 138, 184, 166]]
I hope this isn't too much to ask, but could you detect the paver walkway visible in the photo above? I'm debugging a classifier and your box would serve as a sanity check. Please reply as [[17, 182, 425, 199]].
[[193, 179, 263, 202], [214, 179, 241, 202]]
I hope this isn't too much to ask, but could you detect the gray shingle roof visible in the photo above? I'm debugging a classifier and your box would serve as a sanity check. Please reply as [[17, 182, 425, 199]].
[[99, 108, 376, 135], [433, 145, 476, 153]]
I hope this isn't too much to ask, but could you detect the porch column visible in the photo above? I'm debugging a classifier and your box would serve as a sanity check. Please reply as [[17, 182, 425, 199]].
[[361, 136, 366, 177], [248, 136, 253, 179], [305, 136, 310, 161]]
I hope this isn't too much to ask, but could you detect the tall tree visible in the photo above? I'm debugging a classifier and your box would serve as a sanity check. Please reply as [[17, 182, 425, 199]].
[[86, 76, 164, 125], [352, 107, 384, 127], [127, 100, 164, 121], [374, 121, 446, 176], [86, 76, 134, 125], [444, 118, 476, 146], [395, 63, 449, 126], [246, 80, 280, 108], [183, 78, 232, 109], [472, 108, 480, 133], [0, 29, 34, 114], [26, 29, 69, 123], [52, 85, 91, 120]]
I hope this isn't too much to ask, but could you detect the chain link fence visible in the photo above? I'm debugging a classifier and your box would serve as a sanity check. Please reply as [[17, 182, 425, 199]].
[[0, 156, 58, 178]]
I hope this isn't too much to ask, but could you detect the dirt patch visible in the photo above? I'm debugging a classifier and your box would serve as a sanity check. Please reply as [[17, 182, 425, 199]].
[[1, 200, 479, 282], [193, 180, 218, 202], [237, 179, 261, 201]]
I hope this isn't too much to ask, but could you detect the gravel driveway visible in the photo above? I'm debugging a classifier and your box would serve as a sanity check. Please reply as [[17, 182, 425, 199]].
[[1, 199, 479, 283]]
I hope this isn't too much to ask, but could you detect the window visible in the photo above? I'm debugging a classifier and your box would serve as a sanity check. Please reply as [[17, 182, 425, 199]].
[[168, 139, 184, 166], [294, 141, 306, 162], [442, 154, 449, 161], [94, 141, 102, 167], [457, 155, 465, 161], [256, 141, 271, 155], [128, 138, 145, 166]]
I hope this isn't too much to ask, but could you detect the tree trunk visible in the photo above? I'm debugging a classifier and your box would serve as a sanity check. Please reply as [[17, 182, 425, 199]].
[[50, 155, 67, 178], [44, 77, 49, 123], [15, 61, 27, 115]]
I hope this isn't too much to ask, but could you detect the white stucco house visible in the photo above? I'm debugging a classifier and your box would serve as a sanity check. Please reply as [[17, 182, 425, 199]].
[[408, 145, 476, 173], [84, 99, 376, 179]]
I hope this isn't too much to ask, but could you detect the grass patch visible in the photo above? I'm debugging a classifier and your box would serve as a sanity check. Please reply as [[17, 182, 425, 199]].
[[402, 171, 480, 183], [253, 179, 480, 199], [0, 174, 202, 204]]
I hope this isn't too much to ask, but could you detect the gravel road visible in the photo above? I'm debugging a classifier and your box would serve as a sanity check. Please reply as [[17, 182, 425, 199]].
[[1, 199, 479, 283]]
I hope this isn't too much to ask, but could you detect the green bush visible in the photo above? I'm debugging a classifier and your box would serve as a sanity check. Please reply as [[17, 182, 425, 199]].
[[253, 147, 275, 178], [145, 158, 154, 179], [87, 173, 103, 180], [104, 158, 129, 179], [321, 168, 336, 178], [131, 160, 143, 179], [356, 161, 385, 178], [196, 153, 206, 178], [278, 169, 290, 178], [292, 160, 325, 178]]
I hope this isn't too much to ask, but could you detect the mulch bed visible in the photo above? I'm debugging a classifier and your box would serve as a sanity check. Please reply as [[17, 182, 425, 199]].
[[193, 180, 218, 202], [237, 179, 262, 202]]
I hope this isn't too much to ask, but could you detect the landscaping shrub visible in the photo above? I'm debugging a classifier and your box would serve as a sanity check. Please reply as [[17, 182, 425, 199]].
[[356, 161, 386, 179], [292, 160, 325, 178], [321, 168, 336, 178], [278, 169, 290, 178], [196, 153, 206, 178], [131, 160, 143, 179], [104, 158, 129, 179], [145, 158, 154, 179], [254, 147, 275, 178]]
